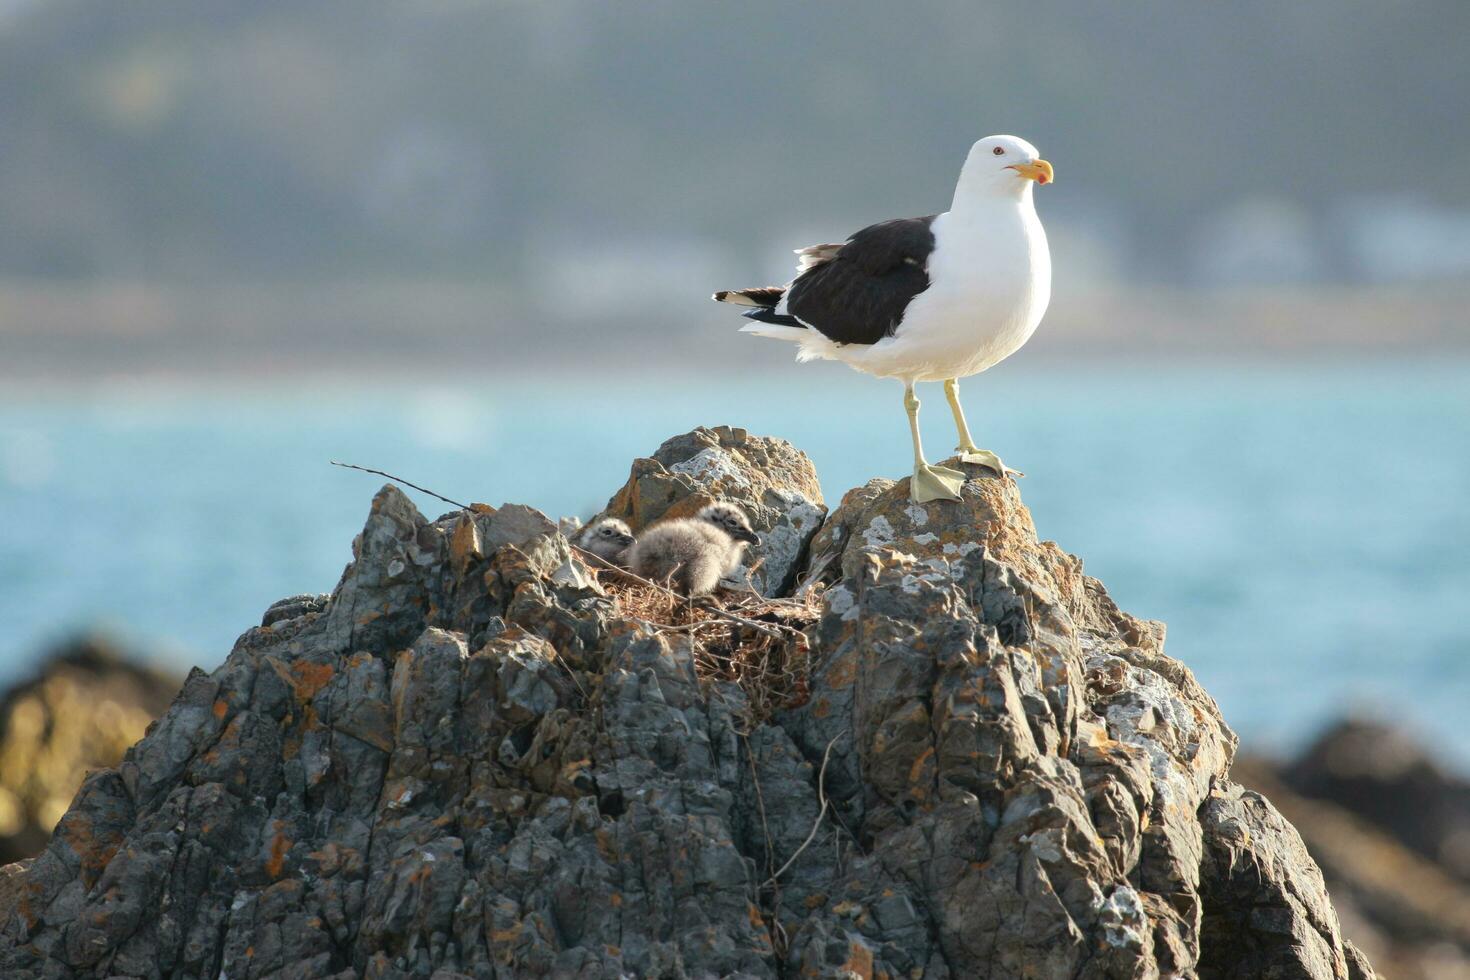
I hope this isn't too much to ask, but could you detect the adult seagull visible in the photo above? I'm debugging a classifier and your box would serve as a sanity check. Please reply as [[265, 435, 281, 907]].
[[714, 135, 1053, 502]]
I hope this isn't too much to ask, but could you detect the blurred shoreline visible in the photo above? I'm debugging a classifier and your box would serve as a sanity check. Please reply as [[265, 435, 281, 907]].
[[2, 280, 1467, 383]]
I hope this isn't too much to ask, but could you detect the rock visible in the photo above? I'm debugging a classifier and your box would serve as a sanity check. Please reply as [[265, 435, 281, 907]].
[[0, 430, 1373, 979], [1198, 783, 1376, 979], [0, 636, 180, 866], [781, 466, 1246, 977], [597, 425, 826, 596], [1235, 751, 1470, 980], [1284, 718, 1470, 883]]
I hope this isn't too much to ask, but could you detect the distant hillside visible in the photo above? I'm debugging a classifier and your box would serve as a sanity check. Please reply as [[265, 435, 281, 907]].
[[2, 0, 1467, 285]]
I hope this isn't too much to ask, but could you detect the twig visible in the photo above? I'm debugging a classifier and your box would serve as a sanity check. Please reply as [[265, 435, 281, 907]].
[[743, 732, 776, 880], [329, 460, 468, 511], [762, 731, 844, 888], [551, 653, 589, 701], [701, 603, 799, 641], [794, 552, 834, 598]]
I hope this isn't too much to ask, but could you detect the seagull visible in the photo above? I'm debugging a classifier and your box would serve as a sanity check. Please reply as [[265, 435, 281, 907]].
[[714, 135, 1053, 502]]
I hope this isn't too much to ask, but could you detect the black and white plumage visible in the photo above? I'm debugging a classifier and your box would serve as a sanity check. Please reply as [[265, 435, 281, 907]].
[[722, 216, 937, 346], [575, 517, 636, 568], [713, 135, 1054, 502], [627, 503, 761, 597]]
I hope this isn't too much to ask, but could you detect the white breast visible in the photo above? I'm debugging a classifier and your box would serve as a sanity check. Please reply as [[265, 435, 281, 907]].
[[836, 198, 1050, 383]]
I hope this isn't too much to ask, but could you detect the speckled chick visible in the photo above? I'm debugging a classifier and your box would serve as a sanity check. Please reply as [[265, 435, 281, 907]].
[[628, 504, 761, 596], [575, 517, 637, 568]]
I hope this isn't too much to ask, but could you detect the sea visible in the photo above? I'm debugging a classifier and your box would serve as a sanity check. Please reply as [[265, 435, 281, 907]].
[[2, 359, 1467, 763]]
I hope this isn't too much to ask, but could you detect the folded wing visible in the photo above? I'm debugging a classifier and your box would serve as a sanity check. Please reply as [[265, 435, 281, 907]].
[[784, 215, 937, 346]]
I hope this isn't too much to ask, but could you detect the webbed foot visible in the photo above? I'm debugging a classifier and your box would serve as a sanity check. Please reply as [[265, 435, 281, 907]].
[[954, 446, 1023, 478], [910, 461, 968, 502]]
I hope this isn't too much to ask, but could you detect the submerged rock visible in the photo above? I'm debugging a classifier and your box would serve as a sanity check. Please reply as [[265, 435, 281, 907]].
[[0, 432, 1374, 979]]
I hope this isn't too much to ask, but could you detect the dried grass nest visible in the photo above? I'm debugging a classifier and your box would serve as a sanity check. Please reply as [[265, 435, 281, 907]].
[[575, 548, 824, 726]]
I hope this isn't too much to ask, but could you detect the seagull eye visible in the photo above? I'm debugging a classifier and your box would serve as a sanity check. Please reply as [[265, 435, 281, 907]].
[[992, 147, 1005, 156]]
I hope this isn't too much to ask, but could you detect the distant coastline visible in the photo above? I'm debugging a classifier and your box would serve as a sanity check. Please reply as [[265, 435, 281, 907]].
[[2, 280, 1467, 381]]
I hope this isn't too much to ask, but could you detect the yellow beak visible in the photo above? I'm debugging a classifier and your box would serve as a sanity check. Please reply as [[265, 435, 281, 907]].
[[1008, 159, 1054, 185]]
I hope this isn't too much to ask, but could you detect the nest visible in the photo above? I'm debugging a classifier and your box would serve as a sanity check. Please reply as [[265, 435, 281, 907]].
[[583, 559, 823, 726]]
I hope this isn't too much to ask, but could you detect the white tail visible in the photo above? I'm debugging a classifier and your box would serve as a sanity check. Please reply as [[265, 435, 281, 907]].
[[738, 322, 809, 343]]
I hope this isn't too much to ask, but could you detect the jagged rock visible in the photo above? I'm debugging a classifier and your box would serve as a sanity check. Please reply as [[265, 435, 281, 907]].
[[0, 636, 180, 866], [1198, 783, 1376, 979], [597, 425, 826, 596], [778, 468, 1242, 977], [0, 430, 1373, 979], [1234, 756, 1470, 980]]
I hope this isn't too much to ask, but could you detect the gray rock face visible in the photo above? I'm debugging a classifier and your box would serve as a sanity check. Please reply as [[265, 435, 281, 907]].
[[1199, 784, 1376, 980], [0, 433, 1373, 979], [1232, 752, 1470, 980]]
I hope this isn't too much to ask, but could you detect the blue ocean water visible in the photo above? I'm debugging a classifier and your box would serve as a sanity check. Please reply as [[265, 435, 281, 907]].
[[2, 361, 1467, 761]]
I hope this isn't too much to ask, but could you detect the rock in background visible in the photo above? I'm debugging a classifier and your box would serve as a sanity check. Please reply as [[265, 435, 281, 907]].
[[0, 636, 179, 867], [1286, 719, 1470, 882], [0, 432, 1375, 979], [1237, 722, 1470, 980]]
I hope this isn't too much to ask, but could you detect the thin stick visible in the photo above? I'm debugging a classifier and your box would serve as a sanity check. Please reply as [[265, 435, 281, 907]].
[[329, 460, 468, 511], [762, 731, 843, 888], [742, 733, 776, 880], [794, 552, 834, 598]]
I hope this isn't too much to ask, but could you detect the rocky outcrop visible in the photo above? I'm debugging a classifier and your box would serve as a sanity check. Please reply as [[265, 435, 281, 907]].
[[0, 429, 1374, 979], [1236, 735, 1470, 980], [596, 426, 826, 597], [1198, 784, 1377, 980], [0, 637, 180, 866]]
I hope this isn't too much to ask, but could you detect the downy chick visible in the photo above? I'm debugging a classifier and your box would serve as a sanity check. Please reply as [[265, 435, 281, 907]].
[[628, 503, 761, 596], [575, 517, 636, 568]]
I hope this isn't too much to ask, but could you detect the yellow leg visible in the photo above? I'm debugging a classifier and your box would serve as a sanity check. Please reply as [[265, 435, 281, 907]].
[[905, 383, 966, 502], [944, 378, 1017, 477]]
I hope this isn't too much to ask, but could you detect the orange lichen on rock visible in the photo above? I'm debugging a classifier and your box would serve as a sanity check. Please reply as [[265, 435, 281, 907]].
[[840, 939, 875, 979], [907, 745, 935, 791], [489, 922, 523, 944], [449, 513, 483, 574], [265, 828, 290, 879], [289, 661, 335, 701]]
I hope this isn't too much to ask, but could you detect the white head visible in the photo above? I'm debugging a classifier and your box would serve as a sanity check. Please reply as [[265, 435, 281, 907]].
[[954, 134, 1054, 204]]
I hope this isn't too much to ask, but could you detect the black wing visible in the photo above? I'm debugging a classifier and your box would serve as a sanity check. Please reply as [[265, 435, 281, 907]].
[[784, 215, 936, 346]]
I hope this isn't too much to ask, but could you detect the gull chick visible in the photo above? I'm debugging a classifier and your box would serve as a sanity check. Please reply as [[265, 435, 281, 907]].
[[628, 504, 761, 596], [575, 517, 637, 568]]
